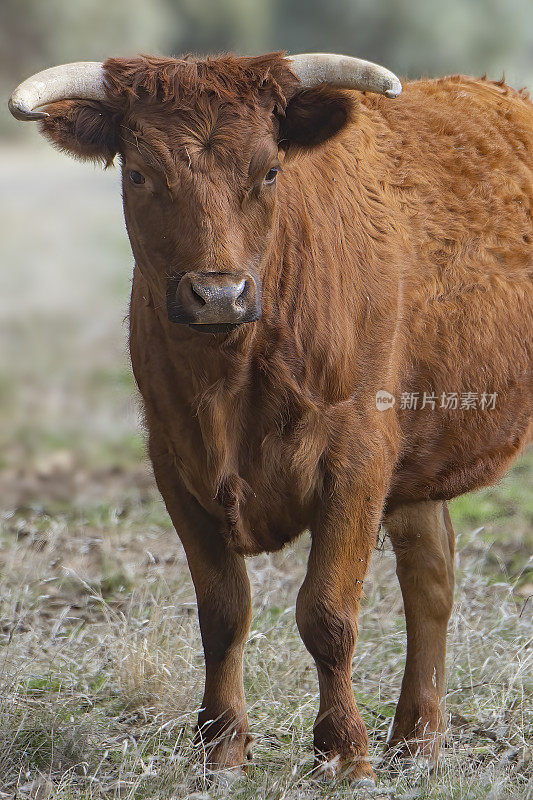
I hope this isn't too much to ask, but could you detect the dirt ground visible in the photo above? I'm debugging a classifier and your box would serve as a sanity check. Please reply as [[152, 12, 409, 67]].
[[0, 142, 531, 799]]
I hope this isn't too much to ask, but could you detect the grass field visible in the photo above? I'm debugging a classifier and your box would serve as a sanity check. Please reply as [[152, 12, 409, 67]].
[[0, 143, 531, 799]]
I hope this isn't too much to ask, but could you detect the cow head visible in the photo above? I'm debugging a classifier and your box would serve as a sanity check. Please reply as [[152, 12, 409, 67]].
[[9, 54, 401, 335]]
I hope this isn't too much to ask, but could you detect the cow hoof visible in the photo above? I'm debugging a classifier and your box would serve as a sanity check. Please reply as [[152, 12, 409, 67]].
[[379, 750, 435, 776], [206, 764, 247, 784], [190, 762, 246, 793], [383, 733, 441, 768], [352, 777, 378, 791], [199, 731, 253, 774], [315, 754, 376, 784]]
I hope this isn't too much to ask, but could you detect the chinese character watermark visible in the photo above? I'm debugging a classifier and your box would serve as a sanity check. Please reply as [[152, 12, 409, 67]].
[[377, 390, 497, 411]]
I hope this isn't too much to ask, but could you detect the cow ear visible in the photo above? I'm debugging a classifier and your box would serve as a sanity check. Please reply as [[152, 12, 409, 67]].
[[278, 85, 354, 151], [39, 100, 118, 166]]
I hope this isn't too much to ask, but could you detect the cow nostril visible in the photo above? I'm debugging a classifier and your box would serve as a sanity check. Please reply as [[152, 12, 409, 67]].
[[190, 285, 207, 307], [234, 280, 247, 306]]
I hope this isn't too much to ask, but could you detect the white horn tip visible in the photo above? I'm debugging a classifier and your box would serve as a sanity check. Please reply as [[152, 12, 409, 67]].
[[8, 98, 49, 122], [385, 81, 402, 99]]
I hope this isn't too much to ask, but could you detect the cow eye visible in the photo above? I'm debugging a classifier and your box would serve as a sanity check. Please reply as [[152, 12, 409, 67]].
[[264, 168, 278, 185], [129, 170, 145, 185]]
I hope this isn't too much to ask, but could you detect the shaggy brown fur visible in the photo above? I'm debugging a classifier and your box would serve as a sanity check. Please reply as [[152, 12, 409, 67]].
[[37, 52, 532, 780]]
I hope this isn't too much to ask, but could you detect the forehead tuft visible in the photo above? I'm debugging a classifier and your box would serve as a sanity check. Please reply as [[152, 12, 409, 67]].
[[103, 52, 297, 114]]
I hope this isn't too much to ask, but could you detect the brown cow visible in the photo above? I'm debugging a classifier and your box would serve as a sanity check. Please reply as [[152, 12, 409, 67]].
[[9, 52, 533, 783]]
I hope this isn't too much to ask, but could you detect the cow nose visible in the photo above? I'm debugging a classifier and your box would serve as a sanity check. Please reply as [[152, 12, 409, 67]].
[[190, 275, 246, 309], [171, 271, 261, 328]]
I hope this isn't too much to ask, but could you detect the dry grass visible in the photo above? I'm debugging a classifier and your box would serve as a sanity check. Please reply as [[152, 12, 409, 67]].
[[0, 142, 531, 799], [0, 490, 531, 799]]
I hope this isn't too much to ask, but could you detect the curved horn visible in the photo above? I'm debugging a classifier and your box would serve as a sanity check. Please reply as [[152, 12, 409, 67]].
[[8, 62, 106, 121], [288, 53, 401, 98]]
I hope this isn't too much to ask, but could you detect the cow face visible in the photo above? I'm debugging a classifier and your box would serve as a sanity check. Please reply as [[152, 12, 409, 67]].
[[38, 55, 353, 334], [119, 97, 281, 334]]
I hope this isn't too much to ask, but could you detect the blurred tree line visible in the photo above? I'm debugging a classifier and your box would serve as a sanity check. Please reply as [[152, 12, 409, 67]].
[[2, 0, 533, 135]]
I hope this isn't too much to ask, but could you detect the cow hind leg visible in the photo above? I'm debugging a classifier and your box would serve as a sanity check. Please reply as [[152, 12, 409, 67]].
[[383, 500, 455, 763]]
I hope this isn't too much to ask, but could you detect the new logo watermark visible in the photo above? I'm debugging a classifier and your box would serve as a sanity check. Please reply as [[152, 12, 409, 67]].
[[375, 390, 396, 411]]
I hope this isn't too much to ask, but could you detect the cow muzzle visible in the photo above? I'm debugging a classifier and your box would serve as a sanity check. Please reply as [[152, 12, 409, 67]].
[[168, 271, 261, 332]]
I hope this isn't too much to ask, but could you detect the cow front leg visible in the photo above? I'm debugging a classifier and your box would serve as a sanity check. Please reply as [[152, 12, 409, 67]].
[[192, 541, 252, 771], [296, 490, 384, 782], [384, 500, 455, 763], [151, 459, 252, 772]]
